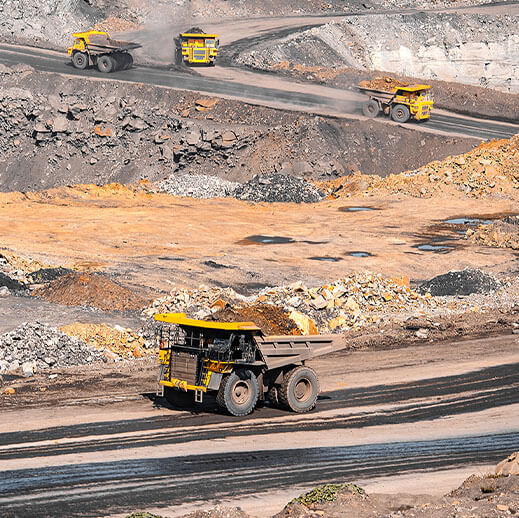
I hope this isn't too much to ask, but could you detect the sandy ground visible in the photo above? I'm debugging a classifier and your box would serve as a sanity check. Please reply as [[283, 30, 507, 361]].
[[1, 188, 518, 295]]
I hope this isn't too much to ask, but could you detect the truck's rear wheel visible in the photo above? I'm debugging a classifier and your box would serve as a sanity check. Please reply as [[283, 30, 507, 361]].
[[72, 51, 88, 70], [362, 100, 379, 118], [124, 53, 134, 70], [97, 54, 115, 73], [217, 369, 258, 416], [279, 366, 319, 413], [391, 104, 410, 123]]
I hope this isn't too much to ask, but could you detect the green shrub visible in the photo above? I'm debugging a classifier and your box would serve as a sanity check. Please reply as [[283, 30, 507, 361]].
[[290, 483, 365, 507]]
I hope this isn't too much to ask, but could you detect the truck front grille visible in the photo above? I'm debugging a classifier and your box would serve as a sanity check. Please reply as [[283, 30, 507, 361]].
[[169, 351, 199, 385], [193, 49, 208, 61]]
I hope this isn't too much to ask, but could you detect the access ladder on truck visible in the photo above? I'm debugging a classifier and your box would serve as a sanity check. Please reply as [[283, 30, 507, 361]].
[[155, 312, 346, 416]]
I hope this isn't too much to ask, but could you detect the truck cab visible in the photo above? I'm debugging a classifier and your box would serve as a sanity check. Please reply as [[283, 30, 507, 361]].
[[175, 32, 219, 65]]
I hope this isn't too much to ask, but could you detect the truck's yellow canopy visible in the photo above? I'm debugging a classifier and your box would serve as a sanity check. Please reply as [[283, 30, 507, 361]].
[[180, 33, 218, 38], [396, 84, 431, 92], [72, 30, 109, 39], [154, 312, 261, 331]]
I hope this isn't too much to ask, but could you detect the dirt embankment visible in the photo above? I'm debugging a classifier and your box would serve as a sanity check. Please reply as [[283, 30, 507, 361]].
[[0, 64, 477, 191]]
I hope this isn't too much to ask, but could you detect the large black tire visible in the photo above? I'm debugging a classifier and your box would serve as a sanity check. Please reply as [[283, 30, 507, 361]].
[[72, 51, 88, 70], [362, 100, 379, 118], [124, 53, 134, 70], [279, 366, 319, 413], [163, 386, 192, 408], [391, 104, 410, 123], [97, 54, 115, 73], [216, 369, 258, 416]]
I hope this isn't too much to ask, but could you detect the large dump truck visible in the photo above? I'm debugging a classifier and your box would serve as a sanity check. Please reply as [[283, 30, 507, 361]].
[[155, 312, 346, 416], [174, 28, 219, 66], [68, 30, 141, 73], [359, 83, 433, 122]]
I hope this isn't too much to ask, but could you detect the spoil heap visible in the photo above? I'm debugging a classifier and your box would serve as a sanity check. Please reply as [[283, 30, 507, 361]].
[[234, 174, 324, 203], [60, 323, 154, 359], [320, 135, 519, 199], [0, 322, 103, 375], [417, 269, 501, 297], [147, 273, 438, 333], [34, 272, 148, 311]]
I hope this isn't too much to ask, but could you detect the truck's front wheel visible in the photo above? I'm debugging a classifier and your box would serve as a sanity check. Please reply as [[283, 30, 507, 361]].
[[279, 366, 319, 413], [72, 51, 88, 70], [391, 104, 410, 123], [217, 369, 258, 416]]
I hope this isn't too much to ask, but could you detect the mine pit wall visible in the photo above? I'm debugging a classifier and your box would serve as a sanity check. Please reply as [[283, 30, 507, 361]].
[[238, 13, 519, 94], [0, 66, 478, 192]]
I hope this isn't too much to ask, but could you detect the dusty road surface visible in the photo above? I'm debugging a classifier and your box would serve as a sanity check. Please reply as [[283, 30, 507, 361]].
[[1, 334, 518, 517], [0, 43, 517, 141]]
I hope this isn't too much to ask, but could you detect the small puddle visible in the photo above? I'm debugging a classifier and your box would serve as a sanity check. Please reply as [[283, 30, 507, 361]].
[[238, 235, 294, 245], [309, 256, 341, 262], [347, 251, 373, 257], [415, 244, 454, 253], [444, 217, 493, 226], [339, 206, 378, 212]]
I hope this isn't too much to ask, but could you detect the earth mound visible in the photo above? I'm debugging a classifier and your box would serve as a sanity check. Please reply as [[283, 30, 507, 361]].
[[210, 304, 301, 335], [34, 272, 148, 311], [417, 269, 501, 297]]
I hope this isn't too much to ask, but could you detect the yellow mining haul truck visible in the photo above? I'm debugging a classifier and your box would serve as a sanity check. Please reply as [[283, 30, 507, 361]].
[[174, 29, 219, 65], [359, 84, 433, 122], [68, 30, 142, 73], [155, 312, 346, 416]]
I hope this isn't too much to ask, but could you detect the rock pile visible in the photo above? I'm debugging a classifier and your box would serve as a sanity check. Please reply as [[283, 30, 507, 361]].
[[34, 272, 148, 311], [159, 174, 238, 199], [146, 273, 439, 333], [234, 174, 324, 203], [59, 323, 155, 359], [321, 135, 519, 199], [466, 219, 519, 250], [0, 322, 104, 375], [417, 269, 501, 297]]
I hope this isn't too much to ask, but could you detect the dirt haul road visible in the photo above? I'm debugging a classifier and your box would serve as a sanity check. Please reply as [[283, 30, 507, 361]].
[[0, 334, 518, 517], [0, 44, 517, 141]]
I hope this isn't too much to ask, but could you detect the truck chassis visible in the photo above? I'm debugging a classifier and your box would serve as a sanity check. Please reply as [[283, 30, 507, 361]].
[[155, 313, 346, 416]]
